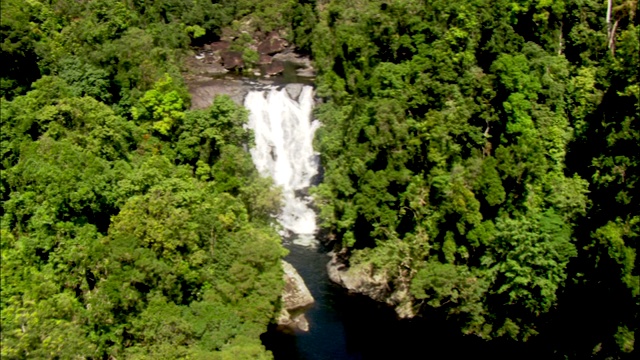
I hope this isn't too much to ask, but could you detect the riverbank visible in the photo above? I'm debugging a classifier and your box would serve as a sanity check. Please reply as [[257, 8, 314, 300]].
[[263, 242, 553, 360]]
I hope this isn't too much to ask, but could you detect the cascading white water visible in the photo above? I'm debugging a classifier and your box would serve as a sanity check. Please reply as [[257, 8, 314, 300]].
[[245, 85, 321, 247]]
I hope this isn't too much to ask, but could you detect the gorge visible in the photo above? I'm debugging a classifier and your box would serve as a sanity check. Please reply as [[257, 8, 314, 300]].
[[235, 77, 546, 359]]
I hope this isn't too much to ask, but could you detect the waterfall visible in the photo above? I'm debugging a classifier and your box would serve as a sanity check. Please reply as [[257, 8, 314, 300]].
[[245, 85, 321, 247]]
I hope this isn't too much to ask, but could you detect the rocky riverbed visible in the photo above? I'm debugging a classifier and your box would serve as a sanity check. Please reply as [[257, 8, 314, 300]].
[[183, 31, 316, 110]]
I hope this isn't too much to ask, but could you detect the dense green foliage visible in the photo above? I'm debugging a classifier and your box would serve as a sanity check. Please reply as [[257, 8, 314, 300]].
[[0, 0, 314, 101], [2, 0, 638, 359], [0, 79, 285, 358], [0, 1, 290, 358], [311, 0, 638, 357]]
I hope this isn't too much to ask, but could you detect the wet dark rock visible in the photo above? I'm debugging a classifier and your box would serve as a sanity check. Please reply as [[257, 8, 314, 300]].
[[264, 60, 285, 76], [258, 32, 289, 55], [258, 54, 273, 65], [221, 51, 244, 69], [205, 40, 230, 53]]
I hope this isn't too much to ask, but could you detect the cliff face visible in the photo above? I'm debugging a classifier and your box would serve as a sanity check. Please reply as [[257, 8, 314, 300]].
[[327, 252, 416, 319], [278, 260, 315, 331]]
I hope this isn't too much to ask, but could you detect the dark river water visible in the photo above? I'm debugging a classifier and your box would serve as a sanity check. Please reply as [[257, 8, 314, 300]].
[[262, 242, 554, 360]]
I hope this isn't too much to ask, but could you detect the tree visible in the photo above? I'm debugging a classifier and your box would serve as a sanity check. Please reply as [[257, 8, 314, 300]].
[[133, 74, 188, 136]]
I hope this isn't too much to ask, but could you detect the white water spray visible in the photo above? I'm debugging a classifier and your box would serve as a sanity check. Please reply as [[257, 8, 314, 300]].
[[245, 85, 321, 247]]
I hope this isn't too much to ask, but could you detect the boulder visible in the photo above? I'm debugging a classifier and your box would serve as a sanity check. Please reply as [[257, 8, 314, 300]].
[[205, 41, 230, 53], [264, 60, 285, 76], [285, 83, 304, 101], [221, 51, 244, 69], [277, 260, 314, 331], [281, 260, 314, 310], [258, 54, 273, 65], [257, 32, 289, 55]]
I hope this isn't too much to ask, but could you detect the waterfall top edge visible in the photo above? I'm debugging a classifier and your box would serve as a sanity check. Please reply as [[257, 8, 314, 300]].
[[186, 72, 316, 109], [244, 83, 315, 106]]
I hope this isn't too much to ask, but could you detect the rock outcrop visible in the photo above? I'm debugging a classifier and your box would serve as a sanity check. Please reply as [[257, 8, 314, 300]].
[[264, 60, 285, 76], [327, 252, 416, 319], [273, 52, 316, 77], [327, 252, 390, 302], [258, 54, 273, 65], [284, 83, 304, 102], [187, 30, 315, 79], [221, 51, 244, 69], [278, 260, 314, 332], [257, 32, 289, 55], [204, 41, 230, 53]]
